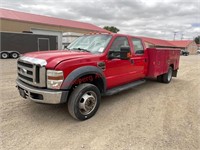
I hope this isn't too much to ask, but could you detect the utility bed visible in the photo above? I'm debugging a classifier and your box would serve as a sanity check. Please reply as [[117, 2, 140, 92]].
[[146, 48, 180, 78]]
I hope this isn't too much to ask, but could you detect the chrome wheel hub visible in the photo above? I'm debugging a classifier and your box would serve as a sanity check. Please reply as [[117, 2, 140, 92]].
[[2, 53, 8, 58], [79, 91, 97, 115], [168, 68, 172, 81], [12, 53, 18, 58]]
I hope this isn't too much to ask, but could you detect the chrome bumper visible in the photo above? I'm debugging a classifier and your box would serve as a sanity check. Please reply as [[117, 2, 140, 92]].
[[16, 79, 68, 104]]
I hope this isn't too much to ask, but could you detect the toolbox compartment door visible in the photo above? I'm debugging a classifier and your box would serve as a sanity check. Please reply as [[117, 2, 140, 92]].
[[146, 48, 180, 78]]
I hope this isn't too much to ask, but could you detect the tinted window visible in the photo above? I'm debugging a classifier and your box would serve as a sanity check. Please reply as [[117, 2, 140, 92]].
[[132, 38, 144, 54]]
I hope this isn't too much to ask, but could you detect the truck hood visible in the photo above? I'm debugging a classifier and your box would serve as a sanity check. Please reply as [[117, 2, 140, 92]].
[[23, 50, 93, 68]]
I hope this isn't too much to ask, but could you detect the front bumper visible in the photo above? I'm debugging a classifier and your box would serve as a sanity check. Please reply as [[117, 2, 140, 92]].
[[16, 79, 69, 104]]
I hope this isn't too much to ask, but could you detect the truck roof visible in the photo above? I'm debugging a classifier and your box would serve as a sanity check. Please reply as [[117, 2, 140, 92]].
[[83, 32, 141, 39]]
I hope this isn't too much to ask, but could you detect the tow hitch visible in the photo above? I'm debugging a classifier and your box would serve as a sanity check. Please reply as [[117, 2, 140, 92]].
[[17, 86, 28, 99]]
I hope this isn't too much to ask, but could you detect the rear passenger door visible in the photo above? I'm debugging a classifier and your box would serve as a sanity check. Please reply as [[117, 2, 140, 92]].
[[131, 38, 148, 78]]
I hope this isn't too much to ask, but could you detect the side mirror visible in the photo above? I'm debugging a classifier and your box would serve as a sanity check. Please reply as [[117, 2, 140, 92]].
[[120, 47, 131, 60], [108, 47, 131, 60]]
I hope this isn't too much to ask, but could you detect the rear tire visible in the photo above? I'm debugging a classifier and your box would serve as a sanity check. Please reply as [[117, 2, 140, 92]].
[[68, 83, 101, 121], [1, 52, 9, 59], [157, 75, 163, 82], [163, 66, 173, 83], [11, 52, 19, 59]]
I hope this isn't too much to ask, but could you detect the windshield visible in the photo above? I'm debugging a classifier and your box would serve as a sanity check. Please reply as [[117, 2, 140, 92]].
[[67, 34, 112, 53]]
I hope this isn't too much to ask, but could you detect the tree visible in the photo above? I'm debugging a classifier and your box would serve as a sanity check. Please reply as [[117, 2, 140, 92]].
[[194, 36, 200, 44], [103, 26, 120, 33]]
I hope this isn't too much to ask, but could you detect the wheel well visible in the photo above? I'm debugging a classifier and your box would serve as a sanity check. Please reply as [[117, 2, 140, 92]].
[[1, 51, 9, 54], [10, 51, 20, 54], [170, 64, 174, 70], [70, 74, 105, 94]]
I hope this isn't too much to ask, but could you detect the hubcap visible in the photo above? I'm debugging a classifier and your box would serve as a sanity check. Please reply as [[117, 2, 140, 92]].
[[79, 91, 97, 115], [168, 68, 172, 81], [2, 53, 8, 58], [12, 53, 18, 58]]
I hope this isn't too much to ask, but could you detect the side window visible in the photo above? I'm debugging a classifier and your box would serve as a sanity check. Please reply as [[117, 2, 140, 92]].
[[110, 37, 130, 52], [132, 38, 144, 54]]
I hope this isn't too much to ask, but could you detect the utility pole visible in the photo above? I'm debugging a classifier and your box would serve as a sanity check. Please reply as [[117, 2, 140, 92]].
[[173, 32, 177, 41], [181, 33, 184, 40]]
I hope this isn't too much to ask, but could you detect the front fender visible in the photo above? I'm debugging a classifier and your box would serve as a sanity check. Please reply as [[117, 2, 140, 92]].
[[60, 66, 106, 91]]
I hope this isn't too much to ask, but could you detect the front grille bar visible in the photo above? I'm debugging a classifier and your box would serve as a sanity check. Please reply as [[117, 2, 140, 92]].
[[17, 58, 46, 87], [17, 64, 33, 72]]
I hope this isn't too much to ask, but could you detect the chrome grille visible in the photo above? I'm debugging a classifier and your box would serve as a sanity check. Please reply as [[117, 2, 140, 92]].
[[17, 57, 46, 87]]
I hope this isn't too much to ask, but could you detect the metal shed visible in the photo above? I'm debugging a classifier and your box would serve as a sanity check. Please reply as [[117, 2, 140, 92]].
[[0, 8, 109, 49]]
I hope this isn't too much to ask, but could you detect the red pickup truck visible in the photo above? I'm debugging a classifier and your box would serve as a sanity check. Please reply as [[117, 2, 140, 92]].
[[16, 33, 180, 120]]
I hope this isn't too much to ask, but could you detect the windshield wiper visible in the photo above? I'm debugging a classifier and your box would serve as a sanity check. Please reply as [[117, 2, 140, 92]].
[[72, 48, 91, 53]]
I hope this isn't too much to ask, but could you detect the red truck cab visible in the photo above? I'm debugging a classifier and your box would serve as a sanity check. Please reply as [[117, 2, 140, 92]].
[[16, 33, 180, 120]]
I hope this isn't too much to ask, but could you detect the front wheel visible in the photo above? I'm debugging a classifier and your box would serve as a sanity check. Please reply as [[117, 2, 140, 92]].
[[163, 66, 173, 83], [68, 83, 101, 120]]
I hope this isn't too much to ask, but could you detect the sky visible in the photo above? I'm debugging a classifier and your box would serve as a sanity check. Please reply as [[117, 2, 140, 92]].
[[1, 0, 200, 40]]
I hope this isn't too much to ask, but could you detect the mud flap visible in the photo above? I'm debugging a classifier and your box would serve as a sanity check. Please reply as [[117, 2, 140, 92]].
[[172, 70, 178, 77]]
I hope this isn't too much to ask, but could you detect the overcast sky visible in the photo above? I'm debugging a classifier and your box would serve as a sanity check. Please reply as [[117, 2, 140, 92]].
[[1, 0, 200, 40]]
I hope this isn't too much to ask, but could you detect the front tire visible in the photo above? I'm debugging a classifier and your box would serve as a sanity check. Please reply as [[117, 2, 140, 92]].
[[163, 66, 173, 83], [68, 83, 101, 120]]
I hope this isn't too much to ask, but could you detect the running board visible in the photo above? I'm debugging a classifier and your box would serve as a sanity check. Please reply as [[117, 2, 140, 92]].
[[104, 79, 146, 96]]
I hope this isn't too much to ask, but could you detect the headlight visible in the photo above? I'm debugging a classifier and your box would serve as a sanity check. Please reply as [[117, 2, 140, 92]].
[[47, 70, 64, 89]]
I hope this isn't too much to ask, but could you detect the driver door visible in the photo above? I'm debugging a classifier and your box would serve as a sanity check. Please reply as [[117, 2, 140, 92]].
[[104, 36, 138, 89]]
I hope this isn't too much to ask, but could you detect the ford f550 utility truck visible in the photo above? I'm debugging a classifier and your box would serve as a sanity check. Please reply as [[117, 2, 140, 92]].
[[16, 33, 180, 120]]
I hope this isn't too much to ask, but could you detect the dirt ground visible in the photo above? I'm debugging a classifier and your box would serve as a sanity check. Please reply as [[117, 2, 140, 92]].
[[0, 55, 200, 150]]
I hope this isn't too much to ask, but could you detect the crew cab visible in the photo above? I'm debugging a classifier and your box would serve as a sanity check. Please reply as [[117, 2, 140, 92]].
[[16, 33, 180, 120]]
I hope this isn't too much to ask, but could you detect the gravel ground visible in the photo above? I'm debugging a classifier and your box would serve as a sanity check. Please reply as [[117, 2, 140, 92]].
[[0, 55, 200, 150]]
